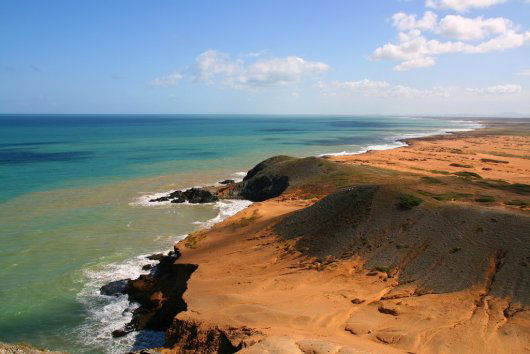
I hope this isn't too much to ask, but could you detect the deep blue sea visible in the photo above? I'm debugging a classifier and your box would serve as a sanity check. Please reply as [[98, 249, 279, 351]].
[[0, 115, 481, 353]]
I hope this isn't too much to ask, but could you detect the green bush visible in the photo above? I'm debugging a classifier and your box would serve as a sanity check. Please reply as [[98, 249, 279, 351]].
[[454, 171, 482, 179], [450, 163, 473, 168], [397, 194, 422, 210], [430, 170, 451, 175], [478, 181, 530, 195], [475, 196, 496, 203], [375, 266, 391, 274], [481, 158, 509, 164], [421, 176, 444, 184], [504, 199, 529, 208]]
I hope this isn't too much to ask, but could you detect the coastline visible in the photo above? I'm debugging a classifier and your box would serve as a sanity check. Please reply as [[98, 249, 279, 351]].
[[3, 117, 523, 353], [88, 117, 512, 349], [104, 118, 529, 353]]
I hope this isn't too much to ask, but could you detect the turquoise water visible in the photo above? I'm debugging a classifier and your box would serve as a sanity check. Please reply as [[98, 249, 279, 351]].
[[0, 115, 480, 352]]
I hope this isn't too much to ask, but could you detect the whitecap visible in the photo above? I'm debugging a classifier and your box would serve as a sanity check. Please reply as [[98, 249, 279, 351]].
[[192, 199, 253, 229], [319, 121, 484, 157]]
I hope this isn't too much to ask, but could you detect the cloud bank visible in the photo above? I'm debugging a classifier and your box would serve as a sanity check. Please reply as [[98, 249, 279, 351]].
[[194, 50, 329, 88], [319, 79, 523, 98], [373, 10, 530, 70], [426, 0, 507, 13]]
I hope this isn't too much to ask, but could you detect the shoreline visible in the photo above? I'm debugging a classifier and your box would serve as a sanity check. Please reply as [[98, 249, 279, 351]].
[[108, 118, 529, 353], [91, 118, 506, 352], [1, 115, 526, 353], [86, 118, 490, 352]]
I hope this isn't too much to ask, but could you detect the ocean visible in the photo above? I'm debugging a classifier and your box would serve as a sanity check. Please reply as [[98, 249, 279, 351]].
[[0, 114, 481, 353]]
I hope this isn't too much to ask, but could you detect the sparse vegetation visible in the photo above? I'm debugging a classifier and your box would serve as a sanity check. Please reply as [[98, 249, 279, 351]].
[[504, 199, 529, 208], [433, 192, 472, 201], [477, 180, 530, 195], [234, 209, 261, 228], [484, 151, 530, 160], [430, 170, 451, 175], [449, 148, 464, 154], [450, 163, 473, 168], [481, 158, 509, 164], [421, 176, 445, 184], [454, 171, 482, 179], [184, 231, 207, 249], [375, 266, 391, 274], [475, 196, 496, 203], [397, 194, 422, 210]]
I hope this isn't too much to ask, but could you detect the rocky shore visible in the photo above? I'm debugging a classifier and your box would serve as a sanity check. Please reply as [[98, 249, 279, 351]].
[[100, 121, 530, 353]]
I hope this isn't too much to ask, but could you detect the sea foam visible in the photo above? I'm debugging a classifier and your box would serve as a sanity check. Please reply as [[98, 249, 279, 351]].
[[320, 121, 484, 157]]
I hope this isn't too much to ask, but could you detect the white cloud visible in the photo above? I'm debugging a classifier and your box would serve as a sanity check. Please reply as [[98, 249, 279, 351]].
[[467, 84, 523, 94], [318, 79, 451, 98], [426, 0, 507, 12], [195, 50, 241, 82], [395, 57, 437, 71], [392, 11, 438, 31], [319, 79, 523, 99], [519, 69, 530, 76], [194, 50, 329, 88], [151, 72, 183, 86], [318, 79, 390, 92], [438, 15, 515, 40], [373, 11, 530, 70]]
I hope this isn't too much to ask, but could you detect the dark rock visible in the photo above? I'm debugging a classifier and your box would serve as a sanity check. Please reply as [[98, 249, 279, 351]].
[[124, 262, 198, 332], [147, 253, 164, 261], [149, 196, 170, 202], [112, 329, 132, 338], [239, 175, 289, 202], [142, 264, 153, 271], [219, 179, 236, 185], [100, 279, 130, 296], [149, 188, 218, 204], [150, 190, 185, 203], [171, 247, 182, 258], [182, 188, 219, 203], [378, 305, 399, 316]]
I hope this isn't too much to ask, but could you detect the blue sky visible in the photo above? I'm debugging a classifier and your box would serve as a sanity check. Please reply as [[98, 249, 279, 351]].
[[1, 0, 529, 115]]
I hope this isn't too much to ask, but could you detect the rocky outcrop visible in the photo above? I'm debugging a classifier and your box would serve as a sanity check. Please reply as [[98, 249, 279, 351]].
[[165, 320, 259, 353], [110, 250, 198, 337], [232, 155, 352, 202], [238, 175, 289, 202], [150, 188, 219, 204], [150, 155, 370, 204], [100, 279, 129, 297]]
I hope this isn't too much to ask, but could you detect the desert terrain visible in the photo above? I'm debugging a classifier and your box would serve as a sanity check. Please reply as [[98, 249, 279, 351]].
[[122, 121, 530, 353]]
